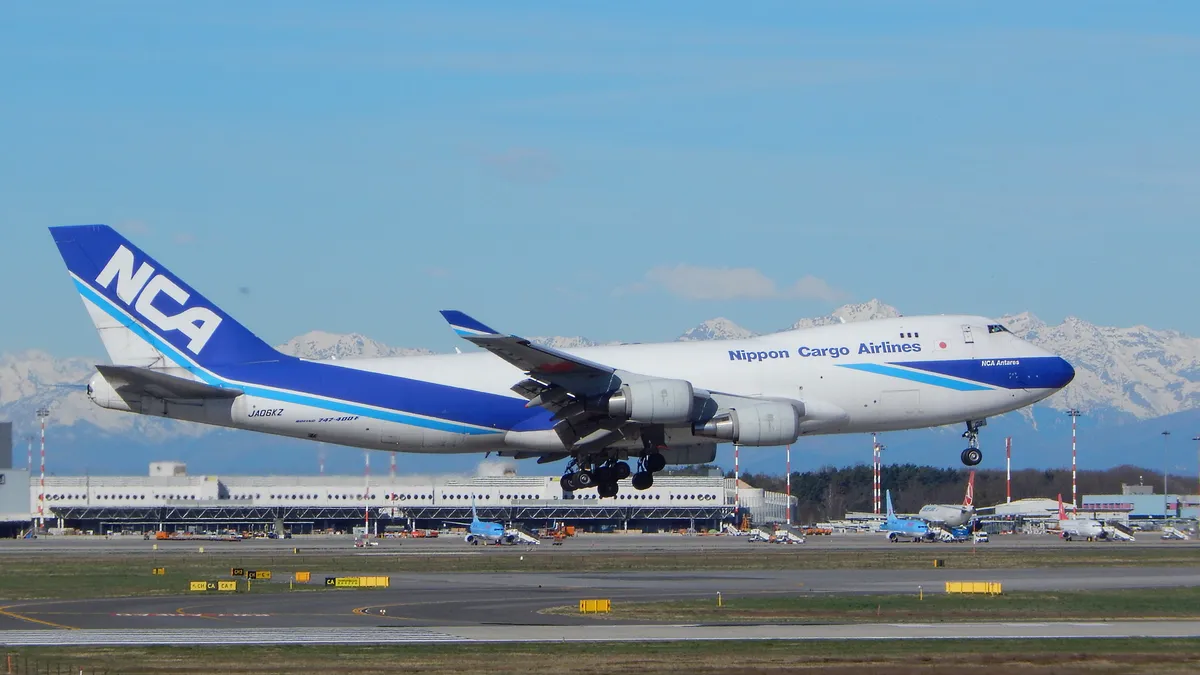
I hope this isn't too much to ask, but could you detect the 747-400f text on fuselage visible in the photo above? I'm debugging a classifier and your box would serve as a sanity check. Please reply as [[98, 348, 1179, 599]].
[[51, 225, 1075, 498]]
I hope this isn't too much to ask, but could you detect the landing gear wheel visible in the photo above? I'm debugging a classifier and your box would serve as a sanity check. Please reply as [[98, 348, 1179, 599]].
[[644, 452, 666, 473], [631, 472, 654, 491], [560, 474, 577, 492], [597, 482, 619, 498], [574, 470, 595, 488], [615, 461, 631, 480], [960, 419, 985, 467], [593, 466, 615, 484]]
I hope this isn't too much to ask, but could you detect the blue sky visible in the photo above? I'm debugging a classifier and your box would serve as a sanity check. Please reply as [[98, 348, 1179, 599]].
[[2, 2, 1199, 358]]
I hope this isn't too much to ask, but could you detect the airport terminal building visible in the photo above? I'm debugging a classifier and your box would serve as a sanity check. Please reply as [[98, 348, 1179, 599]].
[[0, 457, 795, 536]]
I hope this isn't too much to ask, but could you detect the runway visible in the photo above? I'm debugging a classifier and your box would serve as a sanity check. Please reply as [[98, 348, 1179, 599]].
[[3, 621, 1200, 646], [2, 566, 1198, 631]]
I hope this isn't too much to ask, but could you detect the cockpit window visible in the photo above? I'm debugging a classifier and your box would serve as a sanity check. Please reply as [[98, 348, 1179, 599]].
[[987, 324, 1009, 334]]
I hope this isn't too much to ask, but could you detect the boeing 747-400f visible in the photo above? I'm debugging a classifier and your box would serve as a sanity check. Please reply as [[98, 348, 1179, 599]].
[[52, 225, 1075, 498]]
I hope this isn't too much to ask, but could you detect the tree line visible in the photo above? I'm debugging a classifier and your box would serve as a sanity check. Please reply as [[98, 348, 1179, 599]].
[[668, 463, 1189, 524]]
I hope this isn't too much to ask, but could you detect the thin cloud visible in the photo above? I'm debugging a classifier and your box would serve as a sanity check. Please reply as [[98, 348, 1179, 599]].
[[479, 147, 559, 183], [119, 220, 151, 235], [635, 264, 846, 302], [172, 232, 197, 245]]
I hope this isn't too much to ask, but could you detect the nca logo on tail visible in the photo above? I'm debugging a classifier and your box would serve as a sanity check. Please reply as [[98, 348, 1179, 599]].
[[96, 245, 222, 354]]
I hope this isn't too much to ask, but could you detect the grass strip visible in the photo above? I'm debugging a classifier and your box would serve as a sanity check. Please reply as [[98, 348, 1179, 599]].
[[546, 586, 1200, 623], [1, 546, 1198, 600], [5, 639, 1200, 674]]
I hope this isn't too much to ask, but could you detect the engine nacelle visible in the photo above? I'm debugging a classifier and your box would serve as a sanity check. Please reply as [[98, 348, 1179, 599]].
[[464, 534, 477, 545], [605, 379, 695, 424], [691, 401, 801, 446]]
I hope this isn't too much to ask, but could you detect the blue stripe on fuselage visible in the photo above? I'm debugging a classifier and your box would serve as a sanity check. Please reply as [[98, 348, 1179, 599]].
[[74, 279, 543, 435], [839, 356, 1072, 391], [836, 363, 994, 391]]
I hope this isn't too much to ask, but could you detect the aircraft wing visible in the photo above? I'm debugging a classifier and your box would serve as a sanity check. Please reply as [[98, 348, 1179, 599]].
[[441, 310, 635, 450], [440, 311, 615, 380], [97, 365, 243, 400]]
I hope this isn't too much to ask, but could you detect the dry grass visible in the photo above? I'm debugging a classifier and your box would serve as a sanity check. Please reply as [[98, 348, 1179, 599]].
[[551, 587, 1200, 624], [7, 640, 1200, 675], [1, 546, 1198, 600]]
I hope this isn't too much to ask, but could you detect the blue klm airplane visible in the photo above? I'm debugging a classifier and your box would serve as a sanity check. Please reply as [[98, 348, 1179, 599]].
[[446, 500, 518, 545], [880, 490, 934, 542]]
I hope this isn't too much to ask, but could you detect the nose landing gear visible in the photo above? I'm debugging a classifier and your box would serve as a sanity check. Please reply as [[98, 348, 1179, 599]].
[[961, 419, 985, 466]]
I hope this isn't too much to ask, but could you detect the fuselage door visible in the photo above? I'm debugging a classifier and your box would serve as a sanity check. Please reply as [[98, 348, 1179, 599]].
[[961, 325, 975, 344]]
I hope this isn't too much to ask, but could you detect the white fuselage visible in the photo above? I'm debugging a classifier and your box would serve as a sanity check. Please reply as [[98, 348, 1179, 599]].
[[1060, 518, 1106, 540], [918, 504, 975, 528], [88, 313, 1072, 458]]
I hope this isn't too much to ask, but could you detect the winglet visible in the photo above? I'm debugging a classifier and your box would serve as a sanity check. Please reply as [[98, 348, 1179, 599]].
[[440, 310, 501, 338]]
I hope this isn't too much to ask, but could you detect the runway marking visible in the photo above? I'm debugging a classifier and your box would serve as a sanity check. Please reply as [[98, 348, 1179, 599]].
[[0, 605, 77, 631], [115, 613, 272, 618], [0, 627, 461, 646], [3, 622, 1200, 646]]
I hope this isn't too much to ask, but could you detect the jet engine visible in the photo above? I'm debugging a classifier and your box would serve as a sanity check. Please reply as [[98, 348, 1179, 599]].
[[464, 534, 477, 545], [691, 401, 801, 446], [603, 379, 695, 424]]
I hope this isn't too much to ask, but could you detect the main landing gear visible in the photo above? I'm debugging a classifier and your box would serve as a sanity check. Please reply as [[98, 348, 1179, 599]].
[[559, 444, 668, 497], [960, 419, 985, 467], [560, 459, 633, 497]]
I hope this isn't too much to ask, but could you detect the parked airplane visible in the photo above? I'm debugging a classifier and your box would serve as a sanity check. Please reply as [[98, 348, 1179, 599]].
[[881, 490, 933, 542], [52, 225, 1075, 498], [917, 470, 984, 528], [1056, 494, 1106, 541], [445, 500, 516, 545]]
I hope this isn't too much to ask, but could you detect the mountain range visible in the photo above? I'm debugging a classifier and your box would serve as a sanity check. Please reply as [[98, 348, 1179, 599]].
[[2, 300, 1199, 480]]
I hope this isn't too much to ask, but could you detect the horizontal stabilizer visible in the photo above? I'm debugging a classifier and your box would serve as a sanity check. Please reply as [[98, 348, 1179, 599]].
[[97, 365, 243, 400]]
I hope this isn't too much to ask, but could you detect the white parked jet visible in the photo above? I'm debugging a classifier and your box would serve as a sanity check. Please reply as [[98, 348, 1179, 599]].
[[1056, 494, 1106, 541], [52, 225, 1075, 498], [917, 470, 983, 528]]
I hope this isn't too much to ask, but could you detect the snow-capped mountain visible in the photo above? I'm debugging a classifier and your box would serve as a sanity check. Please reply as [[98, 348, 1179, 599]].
[[4, 300, 1200, 475], [998, 312, 1200, 420], [528, 336, 601, 349], [277, 331, 434, 360], [678, 318, 757, 341], [788, 299, 902, 330]]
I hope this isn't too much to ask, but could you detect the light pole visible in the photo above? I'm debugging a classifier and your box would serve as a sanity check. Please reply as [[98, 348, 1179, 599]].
[[785, 444, 792, 526], [872, 434, 885, 516], [1162, 431, 1171, 498], [1067, 409, 1082, 507], [1005, 436, 1012, 504], [36, 408, 50, 530], [1193, 436, 1199, 501]]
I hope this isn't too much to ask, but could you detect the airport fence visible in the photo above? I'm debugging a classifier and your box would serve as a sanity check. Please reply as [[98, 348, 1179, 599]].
[[4, 652, 119, 674]]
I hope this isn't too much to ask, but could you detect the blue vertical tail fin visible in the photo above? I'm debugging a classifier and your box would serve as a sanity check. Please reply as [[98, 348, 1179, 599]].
[[50, 225, 283, 371]]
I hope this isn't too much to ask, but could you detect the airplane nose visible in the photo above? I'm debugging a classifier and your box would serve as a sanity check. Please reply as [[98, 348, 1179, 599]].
[[1045, 356, 1075, 390]]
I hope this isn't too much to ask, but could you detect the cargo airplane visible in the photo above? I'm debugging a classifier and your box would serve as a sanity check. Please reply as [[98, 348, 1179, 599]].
[[51, 225, 1075, 498]]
